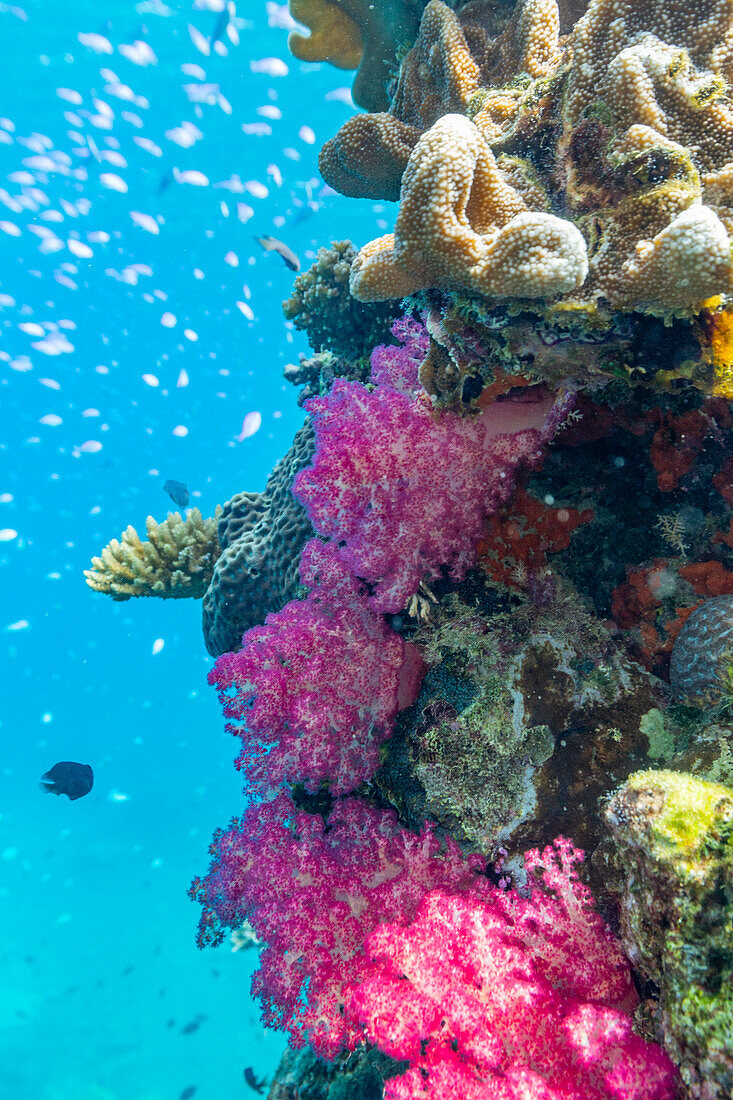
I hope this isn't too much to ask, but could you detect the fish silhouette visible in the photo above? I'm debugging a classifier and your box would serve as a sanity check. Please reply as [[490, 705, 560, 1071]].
[[243, 1067, 267, 1094], [254, 235, 300, 272], [164, 479, 189, 507], [39, 762, 93, 801]]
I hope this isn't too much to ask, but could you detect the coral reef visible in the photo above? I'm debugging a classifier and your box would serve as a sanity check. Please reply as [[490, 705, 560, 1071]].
[[287, 0, 427, 112], [670, 595, 733, 707], [282, 241, 400, 362], [209, 540, 423, 795], [202, 422, 314, 657], [317, 0, 733, 317], [190, 791, 487, 1058], [84, 507, 221, 600], [606, 770, 733, 1100], [349, 114, 589, 303], [354, 840, 675, 1099], [294, 321, 569, 613], [376, 582, 664, 865]]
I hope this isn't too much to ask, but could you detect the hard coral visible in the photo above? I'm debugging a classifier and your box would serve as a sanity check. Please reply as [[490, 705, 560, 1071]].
[[349, 113, 588, 303], [202, 423, 314, 657], [84, 507, 221, 600], [287, 0, 426, 112], [209, 539, 421, 795], [353, 839, 675, 1099], [606, 770, 733, 1100], [294, 322, 566, 613], [338, 0, 733, 313], [670, 594, 733, 707], [282, 240, 400, 360], [190, 791, 487, 1058]]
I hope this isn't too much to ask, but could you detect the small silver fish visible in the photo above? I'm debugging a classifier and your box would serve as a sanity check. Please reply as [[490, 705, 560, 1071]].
[[254, 235, 300, 272], [164, 479, 189, 507]]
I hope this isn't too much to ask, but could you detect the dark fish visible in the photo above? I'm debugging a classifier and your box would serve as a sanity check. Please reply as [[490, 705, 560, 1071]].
[[209, 0, 233, 45], [164, 479, 189, 507], [254, 235, 300, 272], [180, 1089, 197, 1100], [243, 1067, 267, 1095], [39, 762, 93, 801], [180, 1014, 206, 1035]]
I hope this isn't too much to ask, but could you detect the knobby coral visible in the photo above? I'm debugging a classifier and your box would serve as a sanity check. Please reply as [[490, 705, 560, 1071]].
[[84, 507, 221, 600], [319, 0, 733, 315]]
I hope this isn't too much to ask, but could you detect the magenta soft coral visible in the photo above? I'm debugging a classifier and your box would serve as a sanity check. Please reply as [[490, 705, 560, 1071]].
[[208, 539, 423, 794], [189, 791, 488, 1058], [293, 321, 566, 612], [352, 840, 676, 1100]]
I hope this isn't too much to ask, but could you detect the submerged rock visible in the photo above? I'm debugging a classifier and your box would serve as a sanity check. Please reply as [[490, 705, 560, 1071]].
[[606, 769, 733, 1100]]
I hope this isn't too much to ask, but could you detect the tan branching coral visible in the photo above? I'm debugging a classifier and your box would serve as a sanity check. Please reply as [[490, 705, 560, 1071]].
[[85, 508, 221, 601], [349, 113, 588, 302], [287, 0, 426, 112]]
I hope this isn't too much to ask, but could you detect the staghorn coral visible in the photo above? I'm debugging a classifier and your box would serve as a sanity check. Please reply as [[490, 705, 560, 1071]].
[[84, 507, 221, 600], [287, 0, 427, 112], [282, 240, 400, 360], [353, 840, 675, 1100], [606, 770, 733, 1100], [202, 422, 314, 657], [349, 113, 589, 303]]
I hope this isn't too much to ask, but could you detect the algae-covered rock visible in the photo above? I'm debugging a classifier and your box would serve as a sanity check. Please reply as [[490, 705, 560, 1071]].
[[376, 579, 664, 864], [606, 770, 733, 1100], [268, 1043, 405, 1100]]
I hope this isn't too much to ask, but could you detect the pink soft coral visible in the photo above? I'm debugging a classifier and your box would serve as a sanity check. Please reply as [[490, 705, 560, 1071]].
[[189, 792, 488, 1058], [293, 322, 566, 612], [352, 840, 676, 1100], [208, 539, 423, 795]]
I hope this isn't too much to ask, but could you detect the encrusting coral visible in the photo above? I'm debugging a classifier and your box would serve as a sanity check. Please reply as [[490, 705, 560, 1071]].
[[282, 240, 400, 361], [84, 507, 221, 600], [606, 770, 733, 1100], [202, 422, 314, 657], [670, 594, 733, 707]]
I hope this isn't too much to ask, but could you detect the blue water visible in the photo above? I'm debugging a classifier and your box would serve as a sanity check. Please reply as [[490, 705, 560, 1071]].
[[0, 3, 383, 1096]]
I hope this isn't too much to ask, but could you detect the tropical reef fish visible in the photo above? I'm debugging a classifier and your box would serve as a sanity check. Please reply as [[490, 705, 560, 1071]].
[[179, 1088, 197, 1100], [164, 479, 189, 507], [39, 762, 93, 801], [243, 1067, 267, 1094], [180, 1013, 206, 1035], [254, 235, 300, 272]]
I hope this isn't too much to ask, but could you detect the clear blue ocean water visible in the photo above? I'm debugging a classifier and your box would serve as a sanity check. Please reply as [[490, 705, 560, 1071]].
[[0, 3, 383, 1096]]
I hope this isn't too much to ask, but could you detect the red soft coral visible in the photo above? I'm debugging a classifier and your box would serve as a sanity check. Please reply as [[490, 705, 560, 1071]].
[[352, 840, 676, 1100], [189, 792, 488, 1058]]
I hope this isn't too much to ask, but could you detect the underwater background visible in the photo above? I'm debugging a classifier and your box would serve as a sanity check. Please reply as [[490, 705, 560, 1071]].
[[0, 2, 381, 1097]]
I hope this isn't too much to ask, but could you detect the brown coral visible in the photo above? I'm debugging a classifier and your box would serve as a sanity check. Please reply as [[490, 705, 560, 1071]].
[[202, 423, 314, 657], [349, 113, 588, 302], [287, 0, 426, 112], [84, 508, 221, 600], [282, 240, 400, 359], [325, 0, 733, 314]]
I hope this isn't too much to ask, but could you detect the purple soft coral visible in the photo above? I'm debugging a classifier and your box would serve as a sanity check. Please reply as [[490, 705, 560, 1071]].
[[294, 322, 563, 612], [189, 792, 487, 1058], [209, 539, 422, 795]]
